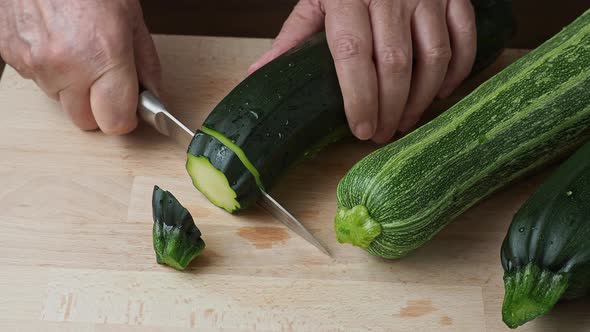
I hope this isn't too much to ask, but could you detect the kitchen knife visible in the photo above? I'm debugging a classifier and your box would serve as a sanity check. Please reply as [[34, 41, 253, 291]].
[[137, 89, 331, 257]]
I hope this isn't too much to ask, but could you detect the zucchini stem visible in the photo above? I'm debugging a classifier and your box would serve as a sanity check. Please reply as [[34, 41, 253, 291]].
[[334, 205, 381, 249], [502, 263, 569, 328]]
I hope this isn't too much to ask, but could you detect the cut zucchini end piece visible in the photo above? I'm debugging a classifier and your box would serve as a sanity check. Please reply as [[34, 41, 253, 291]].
[[155, 238, 206, 271], [152, 186, 206, 271], [334, 205, 382, 249], [186, 154, 241, 213], [502, 263, 569, 329]]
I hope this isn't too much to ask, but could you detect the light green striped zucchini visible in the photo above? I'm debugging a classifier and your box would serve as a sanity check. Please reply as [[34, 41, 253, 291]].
[[334, 9, 590, 259]]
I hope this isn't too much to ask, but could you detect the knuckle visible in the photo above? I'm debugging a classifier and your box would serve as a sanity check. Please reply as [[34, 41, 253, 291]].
[[423, 46, 452, 66], [21, 48, 45, 72], [43, 47, 69, 70], [93, 23, 130, 63], [377, 47, 411, 73], [22, 43, 70, 73], [333, 1, 357, 15], [96, 35, 124, 63], [368, 0, 389, 10], [332, 33, 363, 61]]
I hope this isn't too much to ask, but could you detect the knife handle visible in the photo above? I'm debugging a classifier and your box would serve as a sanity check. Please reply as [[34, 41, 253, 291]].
[[137, 84, 165, 130]]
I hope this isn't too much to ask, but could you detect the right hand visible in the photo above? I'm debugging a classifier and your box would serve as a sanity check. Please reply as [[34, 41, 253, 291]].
[[0, 0, 161, 134], [249, 0, 477, 143]]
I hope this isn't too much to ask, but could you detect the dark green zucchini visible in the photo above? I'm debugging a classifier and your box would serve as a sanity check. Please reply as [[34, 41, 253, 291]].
[[152, 186, 205, 270], [187, 1, 515, 213], [501, 141, 590, 328], [187, 32, 347, 213], [471, 0, 516, 74], [334, 9, 590, 258]]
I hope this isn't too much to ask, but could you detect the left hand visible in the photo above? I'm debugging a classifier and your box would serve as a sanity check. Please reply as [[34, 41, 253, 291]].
[[248, 0, 477, 143]]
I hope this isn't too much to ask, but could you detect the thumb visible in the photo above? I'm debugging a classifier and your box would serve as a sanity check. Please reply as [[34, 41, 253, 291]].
[[134, 18, 162, 96], [90, 60, 139, 135], [248, 0, 325, 75]]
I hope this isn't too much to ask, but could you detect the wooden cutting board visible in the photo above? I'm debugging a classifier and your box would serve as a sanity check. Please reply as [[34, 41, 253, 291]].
[[0, 35, 588, 332]]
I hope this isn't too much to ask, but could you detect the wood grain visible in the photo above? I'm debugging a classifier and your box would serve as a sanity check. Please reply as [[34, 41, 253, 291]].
[[1, 35, 589, 331]]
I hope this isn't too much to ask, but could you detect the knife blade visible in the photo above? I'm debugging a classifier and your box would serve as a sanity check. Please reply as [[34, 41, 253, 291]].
[[258, 190, 331, 256], [138, 90, 193, 148], [138, 89, 331, 257]]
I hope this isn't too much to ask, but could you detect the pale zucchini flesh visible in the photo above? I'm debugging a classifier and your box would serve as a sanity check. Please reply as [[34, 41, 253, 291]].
[[186, 154, 241, 213]]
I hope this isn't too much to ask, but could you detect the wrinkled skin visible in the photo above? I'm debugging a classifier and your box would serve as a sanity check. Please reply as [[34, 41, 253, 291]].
[[250, 0, 477, 143], [0, 0, 161, 134]]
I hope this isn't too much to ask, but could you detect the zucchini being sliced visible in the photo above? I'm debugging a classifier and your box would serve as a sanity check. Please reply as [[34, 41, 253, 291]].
[[187, 0, 515, 213]]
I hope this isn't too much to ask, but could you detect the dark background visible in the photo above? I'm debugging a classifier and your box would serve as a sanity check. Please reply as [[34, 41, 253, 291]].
[[1, 1, 588, 74], [138, 0, 588, 48]]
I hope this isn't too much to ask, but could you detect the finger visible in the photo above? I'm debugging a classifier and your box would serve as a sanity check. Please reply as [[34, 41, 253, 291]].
[[90, 61, 139, 135], [134, 18, 162, 96], [248, 0, 324, 75], [1, 39, 34, 79], [399, 0, 452, 132], [59, 87, 99, 131], [438, 0, 476, 98], [370, 0, 413, 144], [324, 0, 378, 140]]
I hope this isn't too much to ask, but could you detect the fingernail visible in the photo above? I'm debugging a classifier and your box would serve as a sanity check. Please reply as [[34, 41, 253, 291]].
[[353, 122, 375, 140]]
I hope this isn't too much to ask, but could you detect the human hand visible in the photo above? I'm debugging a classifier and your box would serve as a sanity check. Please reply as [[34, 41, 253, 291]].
[[0, 0, 161, 134], [249, 0, 477, 143]]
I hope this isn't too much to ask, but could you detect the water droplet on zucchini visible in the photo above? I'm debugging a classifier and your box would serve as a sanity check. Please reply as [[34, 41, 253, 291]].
[[519, 227, 525, 233]]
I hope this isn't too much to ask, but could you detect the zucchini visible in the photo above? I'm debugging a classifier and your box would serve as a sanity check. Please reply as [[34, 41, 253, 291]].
[[471, 0, 516, 74], [187, 1, 515, 213], [187, 32, 347, 213], [152, 186, 205, 270], [501, 141, 590, 328], [334, 9, 590, 258]]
